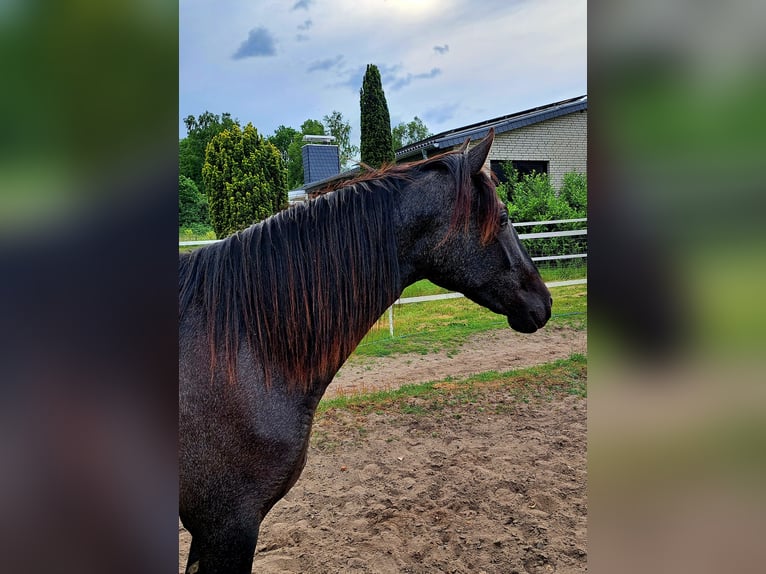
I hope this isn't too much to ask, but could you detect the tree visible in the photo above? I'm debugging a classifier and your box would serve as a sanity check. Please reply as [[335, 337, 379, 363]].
[[323, 110, 359, 169], [299, 118, 325, 135], [268, 125, 299, 162], [359, 64, 394, 168], [178, 175, 209, 229], [286, 119, 326, 189], [391, 116, 431, 151], [180, 111, 239, 195], [203, 123, 287, 238]]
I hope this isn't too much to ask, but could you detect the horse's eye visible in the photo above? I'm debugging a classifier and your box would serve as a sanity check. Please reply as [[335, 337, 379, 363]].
[[499, 211, 509, 226]]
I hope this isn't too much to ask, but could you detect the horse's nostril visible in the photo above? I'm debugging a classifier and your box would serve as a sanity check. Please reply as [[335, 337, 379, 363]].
[[549, 296, 553, 307]]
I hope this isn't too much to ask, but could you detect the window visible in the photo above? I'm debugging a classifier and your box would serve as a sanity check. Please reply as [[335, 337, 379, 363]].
[[511, 160, 548, 179], [490, 160, 549, 184], [490, 160, 513, 184]]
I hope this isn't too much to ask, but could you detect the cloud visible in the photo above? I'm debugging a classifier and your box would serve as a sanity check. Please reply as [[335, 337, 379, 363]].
[[433, 44, 449, 55], [232, 27, 277, 59], [298, 19, 312, 31], [336, 64, 442, 92], [389, 67, 442, 91], [291, 0, 312, 10], [423, 102, 460, 125], [296, 33, 310, 42], [335, 67, 365, 91], [374, 63, 405, 86], [335, 63, 401, 91], [307, 55, 344, 73]]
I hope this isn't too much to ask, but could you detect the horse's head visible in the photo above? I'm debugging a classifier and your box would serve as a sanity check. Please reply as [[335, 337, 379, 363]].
[[396, 129, 552, 333]]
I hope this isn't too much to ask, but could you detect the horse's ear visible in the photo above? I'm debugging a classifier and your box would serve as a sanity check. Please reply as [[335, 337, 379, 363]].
[[456, 137, 470, 153], [466, 128, 494, 175]]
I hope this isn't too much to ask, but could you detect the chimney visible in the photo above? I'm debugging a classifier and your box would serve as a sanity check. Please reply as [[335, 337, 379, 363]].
[[302, 135, 340, 186]]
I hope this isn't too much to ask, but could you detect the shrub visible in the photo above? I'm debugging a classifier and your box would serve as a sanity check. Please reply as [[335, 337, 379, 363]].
[[559, 172, 587, 216], [179, 223, 216, 240], [203, 123, 287, 238], [504, 172, 573, 223], [178, 174, 209, 228], [497, 170, 587, 261]]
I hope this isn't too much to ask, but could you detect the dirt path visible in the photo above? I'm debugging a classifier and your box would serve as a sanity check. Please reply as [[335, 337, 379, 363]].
[[330, 325, 587, 397], [179, 326, 587, 573]]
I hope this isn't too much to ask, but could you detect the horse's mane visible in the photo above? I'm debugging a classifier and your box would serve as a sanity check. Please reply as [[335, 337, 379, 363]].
[[178, 147, 500, 391]]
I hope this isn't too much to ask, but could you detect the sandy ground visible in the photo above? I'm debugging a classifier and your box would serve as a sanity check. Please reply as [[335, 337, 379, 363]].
[[179, 326, 587, 573], [329, 325, 586, 398]]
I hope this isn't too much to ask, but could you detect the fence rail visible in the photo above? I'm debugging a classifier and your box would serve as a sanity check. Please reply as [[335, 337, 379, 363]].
[[394, 278, 587, 306], [532, 253, 586, 262], [512, 217, 587, 228], [517, 229, 587, 240], [178, 239, 220, 246]]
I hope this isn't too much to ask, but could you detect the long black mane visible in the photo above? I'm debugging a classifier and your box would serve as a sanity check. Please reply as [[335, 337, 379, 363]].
[[178, 148, 500, 391]]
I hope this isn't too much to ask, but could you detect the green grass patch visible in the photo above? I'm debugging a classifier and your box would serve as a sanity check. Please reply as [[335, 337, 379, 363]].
[[401, 279, 452, 298], [317, 354, 587, 417], [538, 261, 587, 283], [179, 226, 217, 253]]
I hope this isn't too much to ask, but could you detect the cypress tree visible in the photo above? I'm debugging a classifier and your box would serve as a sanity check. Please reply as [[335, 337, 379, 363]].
[[359, 64, 394, 168]]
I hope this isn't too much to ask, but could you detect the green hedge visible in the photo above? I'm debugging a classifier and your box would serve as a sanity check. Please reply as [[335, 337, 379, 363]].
[[497, 169, 587, 261]]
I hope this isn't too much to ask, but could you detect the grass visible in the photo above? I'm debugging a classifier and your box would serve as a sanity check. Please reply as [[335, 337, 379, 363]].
[[400, 280, 453, 298], [179, 226, 217, 253], [316, 353, 587, 418], [538, 261, 588, 283]]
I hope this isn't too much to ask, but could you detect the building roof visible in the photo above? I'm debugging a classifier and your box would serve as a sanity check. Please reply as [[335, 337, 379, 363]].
[[395, 94, 587, 161]]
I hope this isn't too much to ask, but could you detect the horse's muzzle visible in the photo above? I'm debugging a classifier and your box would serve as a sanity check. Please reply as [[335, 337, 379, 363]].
[[507, 294, 552, 333]]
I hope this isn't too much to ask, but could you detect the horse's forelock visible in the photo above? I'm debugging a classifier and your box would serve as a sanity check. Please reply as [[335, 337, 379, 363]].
[[419, 150, 501, 246]]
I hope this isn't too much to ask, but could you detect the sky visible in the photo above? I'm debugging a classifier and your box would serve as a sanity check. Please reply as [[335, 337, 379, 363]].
[[179, 0, 586, 149]]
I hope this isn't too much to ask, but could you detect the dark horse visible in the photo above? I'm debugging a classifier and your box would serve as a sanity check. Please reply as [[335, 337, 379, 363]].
[[179, 130, 551, 573]]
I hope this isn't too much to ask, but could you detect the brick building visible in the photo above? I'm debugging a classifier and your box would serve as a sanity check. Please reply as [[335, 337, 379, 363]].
[[395, 95, 587, 190]]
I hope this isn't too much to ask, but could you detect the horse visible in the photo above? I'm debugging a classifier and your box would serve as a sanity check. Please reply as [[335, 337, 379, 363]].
[[179, 129, 552, 573]]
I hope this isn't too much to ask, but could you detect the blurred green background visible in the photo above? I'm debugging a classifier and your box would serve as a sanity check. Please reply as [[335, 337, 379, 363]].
[[0, 0, 177, 232], [589, 1, 766, 572], [0, 2, 178, 574]]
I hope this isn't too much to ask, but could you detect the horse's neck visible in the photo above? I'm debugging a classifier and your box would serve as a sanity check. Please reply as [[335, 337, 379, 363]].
[[316, 245, 404, 380]]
